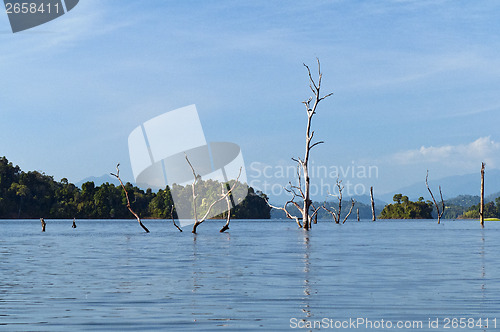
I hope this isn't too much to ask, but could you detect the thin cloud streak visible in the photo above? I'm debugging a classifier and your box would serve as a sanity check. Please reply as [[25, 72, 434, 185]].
[[391, 137, 500, 170]]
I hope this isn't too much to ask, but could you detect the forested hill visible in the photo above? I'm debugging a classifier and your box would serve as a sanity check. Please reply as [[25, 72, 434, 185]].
[[0, 156, 270, 219]]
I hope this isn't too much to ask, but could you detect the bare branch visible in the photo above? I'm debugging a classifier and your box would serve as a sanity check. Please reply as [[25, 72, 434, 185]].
[[439, 186, 445, 218], [266, 199, 303, 228], [185, 154, 200, 228], [316, 58, 322, 87], [170, 205, 182, 232], [310, 201, 323, 222], [303, 62, 318, 91], [185, 154, 198, 181], [342, 199, 356, 224], [370, 186, 376, 221], [220, 183, 231, 233], [310, 141, 324, 150], [426, 170, 444, 224], [480, 162, 485, 228], [111, 164, 150, 233], [322, 205, 339, 224], [318, 92, 334, 102]]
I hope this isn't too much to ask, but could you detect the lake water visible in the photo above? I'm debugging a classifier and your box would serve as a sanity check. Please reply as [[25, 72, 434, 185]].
[[0, 219, 499, 331]]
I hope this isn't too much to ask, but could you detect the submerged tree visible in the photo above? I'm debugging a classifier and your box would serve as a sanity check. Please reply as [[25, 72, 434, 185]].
[[480, 162, 485, 228], [268, 59, 333, 230], [426, 170, 445, 224], [425, 170, 444, 224], [323, 178, 356, 224], [370, 186, 376, 221], [40, 217, 46, 232], [185, 155, 242, 234], [111, 164, 150, 233], [170, 205, 182, 232]]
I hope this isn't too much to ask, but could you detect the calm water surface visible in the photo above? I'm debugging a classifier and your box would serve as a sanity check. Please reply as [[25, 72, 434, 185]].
[[0, 219, 499, 331]]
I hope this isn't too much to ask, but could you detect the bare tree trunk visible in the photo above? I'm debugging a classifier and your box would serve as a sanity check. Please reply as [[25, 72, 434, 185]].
[[480, 162, 485, 228], [426, 171, 445, 224], [266, 59, 332, 230], [72, 218, 77, 229], [220, 184, 231, 233], [357, 208, 360, 222], [342, 199, 355, 224], [370, 186, 376, 221], [171, 205, 182, 232], [40, 218, 46, 232], [298, 59, 332, 230], [111, 164, 150, 233]]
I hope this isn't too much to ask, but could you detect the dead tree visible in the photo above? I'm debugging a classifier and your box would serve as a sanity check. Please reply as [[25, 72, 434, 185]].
[[111, 164, 150, 233], [72, 218, 77, 228], [185, 155, 241, 234], [426, 170, 445, 224], [267, 59, 332, 230], [220, 183, 232, 233], [266, 160, 322, 227], [370, 186, 376, 221], [480, 162, 485, 228], [322, 178, 355, 224], [170, 205, 182, 232], [40, 218, 46, 232]]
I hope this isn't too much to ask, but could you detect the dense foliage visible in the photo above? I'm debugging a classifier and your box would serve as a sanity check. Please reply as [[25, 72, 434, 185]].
[[379, 194, 434, 219], [0, 157, 270, 219], [461, 197, 500, 219]]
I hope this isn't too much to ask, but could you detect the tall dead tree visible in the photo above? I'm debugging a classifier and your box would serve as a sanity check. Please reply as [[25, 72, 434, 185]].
[[480, 162, 485, 228], [323, 178, 355, 224], [370, 186, 376, 221], [111, 164, 150, 233], [267, 59, 332, 230], [185, 155, 241, 234], [426, 170, 445, 224]]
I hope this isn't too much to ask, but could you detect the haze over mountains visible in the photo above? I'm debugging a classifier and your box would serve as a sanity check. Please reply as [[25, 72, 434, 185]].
[[378, 169, 500, 203], [78, 168, 500, 208]]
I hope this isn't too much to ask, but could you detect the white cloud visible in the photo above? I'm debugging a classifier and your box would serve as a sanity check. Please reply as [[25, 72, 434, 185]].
[[392, 137, 500, 170]]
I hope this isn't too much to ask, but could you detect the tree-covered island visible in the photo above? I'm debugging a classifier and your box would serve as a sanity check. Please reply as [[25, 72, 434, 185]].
[[0, 156, 270, 219]]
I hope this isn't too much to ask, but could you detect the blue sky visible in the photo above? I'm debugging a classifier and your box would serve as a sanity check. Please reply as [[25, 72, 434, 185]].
[[1, 0, 500, 200]]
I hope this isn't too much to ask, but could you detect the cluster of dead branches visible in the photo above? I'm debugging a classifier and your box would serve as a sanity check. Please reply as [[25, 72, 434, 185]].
[[426, 170, 444, 224], [110, 158, 241, 234], [323, 178, 356, 224], [185, 155, 241, 234]]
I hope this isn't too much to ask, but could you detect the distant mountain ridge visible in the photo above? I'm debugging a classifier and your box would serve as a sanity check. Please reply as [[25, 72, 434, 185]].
[[379, 169, 500, 203]]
